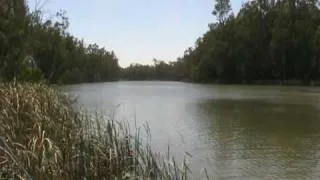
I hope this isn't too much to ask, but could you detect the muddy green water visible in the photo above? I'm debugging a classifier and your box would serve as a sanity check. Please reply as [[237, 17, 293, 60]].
[[64, 81, 320, 179]]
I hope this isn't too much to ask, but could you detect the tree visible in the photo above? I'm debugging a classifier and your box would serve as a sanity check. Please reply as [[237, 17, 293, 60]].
[[212, 0, 232, 24], [174, 0, 320, 85], [0, 0, 121, 83]]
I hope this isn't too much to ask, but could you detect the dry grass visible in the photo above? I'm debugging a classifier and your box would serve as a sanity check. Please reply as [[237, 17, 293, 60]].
[[0, 83, 206, 180]]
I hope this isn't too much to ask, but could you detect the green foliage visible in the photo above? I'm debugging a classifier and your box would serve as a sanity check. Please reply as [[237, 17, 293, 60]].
[[3, 0, 320, 85], [212, 0, 232, 24], [0, 0, 120, 84], [121, 59, 180, 81], [177, 0, 320, 85], [0, 0, 30, 81]]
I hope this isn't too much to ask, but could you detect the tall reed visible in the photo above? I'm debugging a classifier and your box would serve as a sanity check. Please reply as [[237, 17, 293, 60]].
[[0, 83, 207, 179]]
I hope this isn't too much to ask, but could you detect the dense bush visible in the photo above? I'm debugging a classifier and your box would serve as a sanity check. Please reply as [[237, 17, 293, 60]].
[[0, 0, 120, 84]]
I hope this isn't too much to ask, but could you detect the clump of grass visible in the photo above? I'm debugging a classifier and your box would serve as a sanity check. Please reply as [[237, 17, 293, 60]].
[[0, 83, 206, 179]]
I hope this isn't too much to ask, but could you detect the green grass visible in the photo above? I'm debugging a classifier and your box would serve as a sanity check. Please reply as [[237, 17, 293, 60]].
[[0, 83, 208, 179]]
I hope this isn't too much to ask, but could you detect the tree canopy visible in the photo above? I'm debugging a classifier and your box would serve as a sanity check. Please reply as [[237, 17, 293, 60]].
[[0, 0, 120, 84], [2, 0, 320, 85], [175, 0, 320, 85]]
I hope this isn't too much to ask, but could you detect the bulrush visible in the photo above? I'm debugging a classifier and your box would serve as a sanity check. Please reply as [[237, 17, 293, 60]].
[[0, 83, 204, 180]]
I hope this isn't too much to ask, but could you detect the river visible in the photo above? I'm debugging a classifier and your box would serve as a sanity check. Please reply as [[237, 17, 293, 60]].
[[64, 81, 320, 179]]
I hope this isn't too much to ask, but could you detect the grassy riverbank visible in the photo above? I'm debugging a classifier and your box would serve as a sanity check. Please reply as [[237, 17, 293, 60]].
[[0, 83, 204, 179]]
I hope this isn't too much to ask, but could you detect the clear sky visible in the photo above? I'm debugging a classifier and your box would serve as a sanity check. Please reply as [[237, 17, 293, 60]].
[[27, 0, 244, 67]]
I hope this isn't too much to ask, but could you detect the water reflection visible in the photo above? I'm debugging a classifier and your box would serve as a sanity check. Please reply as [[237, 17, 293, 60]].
[[65, 82, 320, 179], [195, 98, 320, 179]]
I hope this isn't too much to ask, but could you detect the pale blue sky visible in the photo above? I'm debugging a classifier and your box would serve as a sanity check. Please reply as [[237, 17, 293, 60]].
[[27, 0, 244, 67]]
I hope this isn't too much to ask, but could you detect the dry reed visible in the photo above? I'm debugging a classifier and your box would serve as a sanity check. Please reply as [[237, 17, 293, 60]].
[[0, 83, 208, 180]]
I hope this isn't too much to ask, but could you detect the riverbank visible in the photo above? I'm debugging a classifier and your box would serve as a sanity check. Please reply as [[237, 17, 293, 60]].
[[119, 79, 320, 87], [0, 83, 201, 179]]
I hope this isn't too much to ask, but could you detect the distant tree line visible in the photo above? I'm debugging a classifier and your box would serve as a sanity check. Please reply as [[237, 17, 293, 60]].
[[121, 59, 187, 81], [3, 0, 320, 85], [0, 0, 120, 84], [175, 0, 320, 85], [123, 0, 320, 85]]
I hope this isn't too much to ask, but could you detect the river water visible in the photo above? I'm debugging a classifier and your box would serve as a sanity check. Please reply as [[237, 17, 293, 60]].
[[64, 81, 320, 179]]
